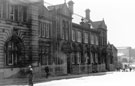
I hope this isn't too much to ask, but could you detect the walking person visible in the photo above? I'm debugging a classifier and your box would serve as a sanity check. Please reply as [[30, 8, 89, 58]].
[[129, 67, 132, 72], [28, 65, 33, 86], [45, 66, 49, 78]]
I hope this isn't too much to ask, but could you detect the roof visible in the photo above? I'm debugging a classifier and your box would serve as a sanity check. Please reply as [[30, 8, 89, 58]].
[[48, 3, 65, 10], [91, 20, 107, 30], [38, 5, 51, 18], [92, 21, 102, 29], [47, 3, 71, 17], [9, 0, 43, 4], [117, 47, 131, 49], [83, 17, 107, 30]]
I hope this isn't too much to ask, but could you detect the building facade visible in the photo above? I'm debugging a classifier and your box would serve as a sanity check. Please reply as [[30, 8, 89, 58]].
[[106, 44, 118, 71], [0, 0, 39, 78], [0, 0, 117, 78]]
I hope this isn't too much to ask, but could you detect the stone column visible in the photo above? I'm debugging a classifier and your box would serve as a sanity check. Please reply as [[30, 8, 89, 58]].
[[28, 4, 39, 67]]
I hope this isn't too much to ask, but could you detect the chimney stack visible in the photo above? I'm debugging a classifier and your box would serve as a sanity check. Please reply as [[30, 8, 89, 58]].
[[68, 0, 74, 14], [85, 9, 90, 20]]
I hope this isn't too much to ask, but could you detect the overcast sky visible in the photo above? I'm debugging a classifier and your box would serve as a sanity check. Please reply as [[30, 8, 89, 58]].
[[44, 0, 135, 48]]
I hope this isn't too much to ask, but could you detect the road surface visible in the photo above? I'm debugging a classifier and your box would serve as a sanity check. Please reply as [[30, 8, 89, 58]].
[[7, 71, 135, 86]]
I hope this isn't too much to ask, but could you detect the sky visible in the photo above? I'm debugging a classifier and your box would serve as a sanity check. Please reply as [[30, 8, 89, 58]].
[[44, 0, 135, 48]]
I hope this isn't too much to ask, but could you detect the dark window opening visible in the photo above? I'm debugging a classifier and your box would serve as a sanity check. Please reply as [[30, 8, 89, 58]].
[[5, 35, 25, 67]]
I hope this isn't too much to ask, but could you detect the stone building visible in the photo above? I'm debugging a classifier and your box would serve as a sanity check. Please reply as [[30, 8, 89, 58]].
[[106, 43, 118, 71], [0, 0, 41, 78], [0, 0, 117, 78], [70, 9, 108, 73]]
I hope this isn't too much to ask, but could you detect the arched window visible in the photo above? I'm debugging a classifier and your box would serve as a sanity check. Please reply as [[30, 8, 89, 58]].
[[5, 35, 24, 66]]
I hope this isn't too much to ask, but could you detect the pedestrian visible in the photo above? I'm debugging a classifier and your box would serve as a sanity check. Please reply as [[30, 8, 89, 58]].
[[45, 66, 49, 78], [129, 67, 132, 72], [28, 65, 33, 86]]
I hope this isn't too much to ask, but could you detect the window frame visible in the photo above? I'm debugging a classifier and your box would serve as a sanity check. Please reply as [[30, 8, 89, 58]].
[[90, 34, 94, 44], [5, 36, 24, 66], [72, 29, 76, 41], [0, 2, 3, 19], [77, 31, 82, 43], [62, 20, 65, 39], [84, 32, 88, 43]]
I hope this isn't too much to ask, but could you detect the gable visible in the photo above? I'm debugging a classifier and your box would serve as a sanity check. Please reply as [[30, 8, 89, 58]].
[[91, 20, 107, 30], [60, 4, 71, 17], [39, 5, 50, 18], [48, 3, 71, 17]]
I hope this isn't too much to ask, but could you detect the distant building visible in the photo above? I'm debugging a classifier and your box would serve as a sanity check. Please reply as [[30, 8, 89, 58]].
[[117, 47, 131, 62], [117, 47, 133, 68]]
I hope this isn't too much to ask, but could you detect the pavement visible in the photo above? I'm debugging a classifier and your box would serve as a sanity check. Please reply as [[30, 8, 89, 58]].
[[34, 71, 135, 86], [0, 71, 113, 86]]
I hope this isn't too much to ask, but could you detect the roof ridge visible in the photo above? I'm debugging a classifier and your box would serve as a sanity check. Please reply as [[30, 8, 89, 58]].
[[48, 3, 64, 8], [48, 3, 66, 10]]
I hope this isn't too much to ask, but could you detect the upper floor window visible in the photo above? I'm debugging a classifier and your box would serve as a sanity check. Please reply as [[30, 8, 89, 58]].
[[46, 24, 50, 38], [42, 23, 45, 37], [84, 32, 88, 43], [95, 35, 99, 45], [62, 20, 69, 40], [0, 2, 3, 19], [9, 5, 27, 22], [9, 5, 15, 21], [72, 29, 75, 41], [23, 6, 27, 22], [0, 0, 7, 19], [90, 34, 94, 44], [65, 21, 69, 40], [39, 22, 51, 38], [103, 33, 107, 45], [62, 20, 65, 39], [77, 31, 82, 43]]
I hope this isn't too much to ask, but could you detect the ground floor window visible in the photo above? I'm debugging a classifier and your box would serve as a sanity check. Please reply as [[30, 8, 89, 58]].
[[84, 53, 89, 64], [40, 47, 51, 65], [39, 42, 53, 65], [95, 53, 98, 63], [76, 52, 81, 64], [71, 53, 75, 64], [110, 56, 113, 64], [5, 35, 24, 66], [90, 52, 94, 64]]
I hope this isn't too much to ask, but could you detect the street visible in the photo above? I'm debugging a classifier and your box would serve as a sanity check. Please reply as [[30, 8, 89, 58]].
[[9, 71, 134, 86]]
